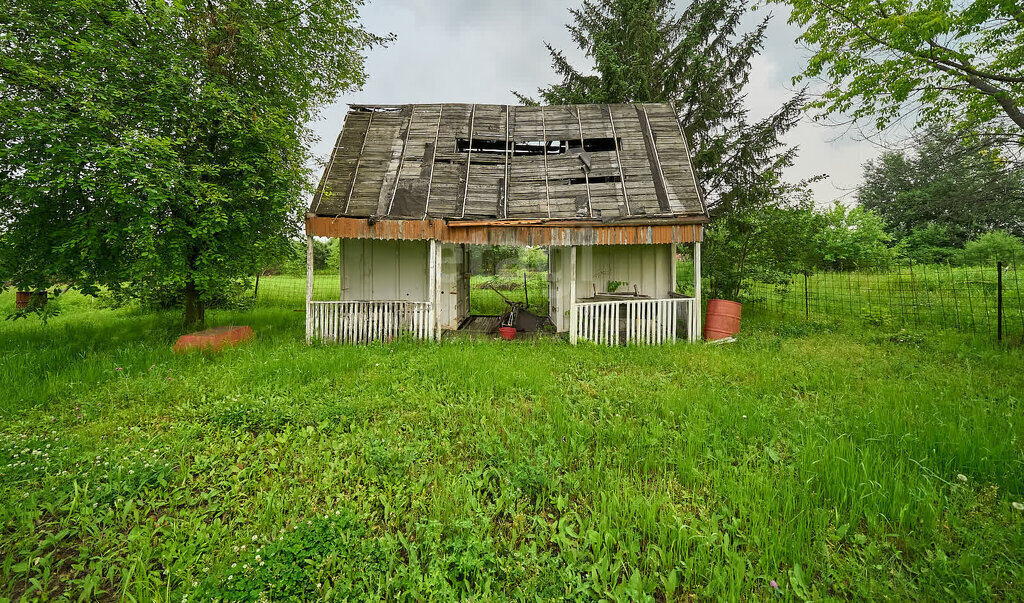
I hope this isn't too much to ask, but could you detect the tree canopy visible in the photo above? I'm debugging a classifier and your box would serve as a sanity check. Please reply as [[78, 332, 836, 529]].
[[776, 0, 1024, 145], [857, 126, 1024, 248], [0, 0, 386, 325]]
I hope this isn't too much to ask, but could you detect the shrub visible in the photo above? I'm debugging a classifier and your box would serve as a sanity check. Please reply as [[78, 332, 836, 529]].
[[964, 230, 1024, 265], [901, 223, 959, 264], [813, 203, 897, 270]]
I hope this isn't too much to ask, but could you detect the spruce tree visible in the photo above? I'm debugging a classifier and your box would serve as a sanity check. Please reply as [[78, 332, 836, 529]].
[[519, 0, 807, 217]]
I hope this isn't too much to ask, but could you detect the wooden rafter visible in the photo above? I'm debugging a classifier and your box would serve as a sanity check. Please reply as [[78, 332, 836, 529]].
[[459, 104, 476, 219], [640, 104, 672, 213], [668, 101, 707, 216], [607, 106, 631, 216], [422, 104, 444, 218], [540, 106, 551, 219], [342, 110, 374, 215], [502, 105, 512, 219], [574, 107, 593, 218], [385, 108, 414, 216]]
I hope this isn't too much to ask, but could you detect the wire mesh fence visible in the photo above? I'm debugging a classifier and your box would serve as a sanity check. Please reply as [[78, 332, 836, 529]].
[[740, 258, 1024, 341]]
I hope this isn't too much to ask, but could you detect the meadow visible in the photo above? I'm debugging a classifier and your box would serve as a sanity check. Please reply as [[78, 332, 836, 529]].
[[742, 262, 1024, 341], [1, 290, 1023, 601]]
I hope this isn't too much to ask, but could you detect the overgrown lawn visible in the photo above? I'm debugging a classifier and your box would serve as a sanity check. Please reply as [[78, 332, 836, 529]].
[[1, 293, 1022, 601]]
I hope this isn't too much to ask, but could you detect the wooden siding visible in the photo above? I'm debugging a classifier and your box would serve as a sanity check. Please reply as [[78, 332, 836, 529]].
[[575, 245, 675, 300], [338, 239, 429, 302], [307, 216, 702, 247]]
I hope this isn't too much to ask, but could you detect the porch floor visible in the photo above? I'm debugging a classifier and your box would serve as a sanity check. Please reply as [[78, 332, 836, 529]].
[[441, 315, 560, 341]]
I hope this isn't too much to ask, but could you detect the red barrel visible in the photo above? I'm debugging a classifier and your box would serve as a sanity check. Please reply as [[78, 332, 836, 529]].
[[703, 299, 741, 341], [498, 326, 517, 340]]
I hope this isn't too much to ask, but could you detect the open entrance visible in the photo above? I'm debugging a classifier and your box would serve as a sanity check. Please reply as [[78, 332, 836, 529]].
[[457, 245, 554, 338]]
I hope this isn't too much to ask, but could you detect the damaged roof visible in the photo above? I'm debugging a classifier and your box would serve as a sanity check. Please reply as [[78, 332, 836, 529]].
[[310, 103, 708, 223]]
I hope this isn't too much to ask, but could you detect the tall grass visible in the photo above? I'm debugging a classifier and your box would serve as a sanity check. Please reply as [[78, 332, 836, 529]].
[[743, 263, 1024, 339], [0, 293, 1022, 600]]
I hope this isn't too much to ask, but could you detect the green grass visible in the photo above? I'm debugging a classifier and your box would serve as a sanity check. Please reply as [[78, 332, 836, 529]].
[[743, 263, 1024, 340], [1, 290, 1023, 601]]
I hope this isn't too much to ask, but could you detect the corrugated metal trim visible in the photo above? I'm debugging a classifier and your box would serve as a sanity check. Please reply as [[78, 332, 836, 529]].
[[306, 216, 703, 246]]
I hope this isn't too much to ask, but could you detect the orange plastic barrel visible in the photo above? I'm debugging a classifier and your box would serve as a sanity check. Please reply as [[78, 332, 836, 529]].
[[703, 299, 741, 341]]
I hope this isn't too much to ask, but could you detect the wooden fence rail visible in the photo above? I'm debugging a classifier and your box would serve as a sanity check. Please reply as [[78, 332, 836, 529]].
[[307, 301, 434, 344], [570, 297, 697, 345]]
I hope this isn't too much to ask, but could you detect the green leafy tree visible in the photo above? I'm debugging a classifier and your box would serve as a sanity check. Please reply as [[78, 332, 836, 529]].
[[964, 230, 1024, 265], [704, 199, 819, 299], [519, 0, 808, 217], [813, 203, 897, 270], [0, 0, 386, 326], [858, 126, 1024, 245], [777, 0, 1024, 144], [900, 223, 959, 264]]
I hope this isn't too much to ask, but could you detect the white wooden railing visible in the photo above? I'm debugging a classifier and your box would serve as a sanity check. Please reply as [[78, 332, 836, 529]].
[[307, 301, 434, 344], [570, 297, 698, 345]]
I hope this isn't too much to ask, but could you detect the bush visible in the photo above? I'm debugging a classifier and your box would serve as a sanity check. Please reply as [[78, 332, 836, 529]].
[[964, 230, 1024, 265], [813, 203, 897, 270], [901, 223, 958, 264]]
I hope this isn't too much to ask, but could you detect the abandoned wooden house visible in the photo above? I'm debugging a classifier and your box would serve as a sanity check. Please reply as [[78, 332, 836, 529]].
[[305, 103, 709, 345]]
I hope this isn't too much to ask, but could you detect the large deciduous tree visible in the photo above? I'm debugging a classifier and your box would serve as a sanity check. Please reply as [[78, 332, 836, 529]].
[[0, 0, 386, 326], [857, 126, 1024, 247], [777, 0, 1024, 146]]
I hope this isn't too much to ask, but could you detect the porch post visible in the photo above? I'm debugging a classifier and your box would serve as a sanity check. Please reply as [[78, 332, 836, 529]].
[[339, 239, 344, 300], [305, 235, 314, 344], [670, 243, 677, 294], [693, 239, 702, 342], [568, 246, 578, 344], [428, 239, 440, 341]]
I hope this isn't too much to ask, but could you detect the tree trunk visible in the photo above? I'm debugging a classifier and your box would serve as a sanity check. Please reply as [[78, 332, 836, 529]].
[[184, 280, 205, 329]]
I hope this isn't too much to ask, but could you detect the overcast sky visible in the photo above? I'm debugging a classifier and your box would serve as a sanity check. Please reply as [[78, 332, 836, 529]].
[[310, 0, 880, 205]]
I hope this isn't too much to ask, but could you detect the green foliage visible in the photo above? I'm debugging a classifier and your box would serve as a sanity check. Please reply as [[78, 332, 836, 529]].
[[0, 0, 387, 326], [704, 200, 819, 299], [964, 230, 1024, 265], [901, 223, 959, 264], [468, 246, 520, 275], [813, 203, 898, 270], [518, 247, 549, 272], [5, 295, 61, 325], [523, 0, 809, 216], [858, 127, 1024, 245], [1, 298, 1023, 600], [311, 239, 332, 271], [776, 0, 1024, 142]]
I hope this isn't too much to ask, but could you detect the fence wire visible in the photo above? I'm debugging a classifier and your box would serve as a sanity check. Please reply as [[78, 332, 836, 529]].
[[741, 257, 1023, 341]]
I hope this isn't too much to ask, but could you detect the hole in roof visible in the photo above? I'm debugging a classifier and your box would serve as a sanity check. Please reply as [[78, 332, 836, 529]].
[[568, 175, 622, 185], [456, 138, 622, 155]]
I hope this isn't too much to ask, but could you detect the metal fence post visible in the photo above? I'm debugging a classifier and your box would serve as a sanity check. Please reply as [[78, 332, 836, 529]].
[[998, 261, 1003, 342], [804, 272, 809, 320]]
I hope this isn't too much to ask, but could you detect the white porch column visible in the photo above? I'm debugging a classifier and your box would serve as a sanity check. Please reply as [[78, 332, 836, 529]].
[[428, 239, 440, 341], [670, 243, 677, 294], [305, 235, 314, 344], [693, 239, 702, 342], [568, 246, 578, 344]]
